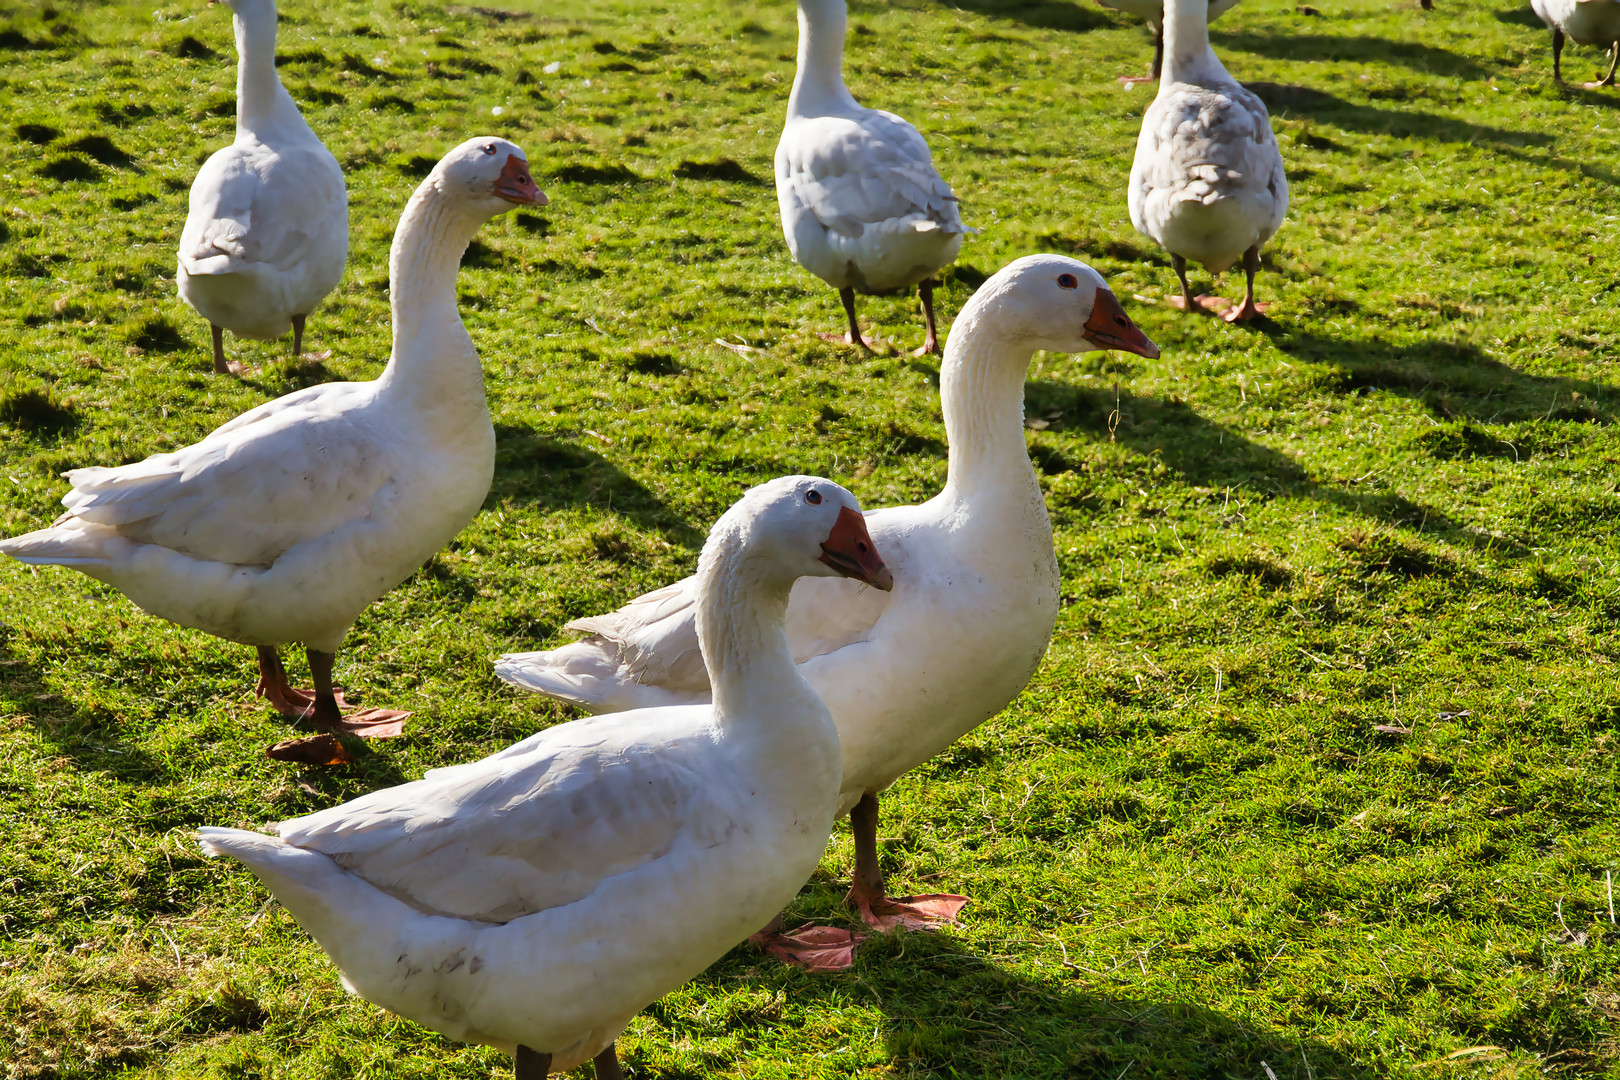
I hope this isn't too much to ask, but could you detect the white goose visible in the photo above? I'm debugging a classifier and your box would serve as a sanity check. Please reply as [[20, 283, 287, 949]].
[[201, 476, 892, 1079], [1129, 0, 1287, 323], [776, 0, 970, 354], [2, 138, 543, 761], [1096, 0, 1243, 83], [1531, 0, 1620, 87], [178, 0, 348, 375], [497, 256, 1159, 967]]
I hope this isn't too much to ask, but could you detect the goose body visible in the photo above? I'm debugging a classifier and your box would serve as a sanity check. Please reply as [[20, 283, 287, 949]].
[[1128, 0, 1287, 322], [3, 138, 544, 747], [1097, 0, 1243, 81], [497, 256, 1159, 953], [202, 476, 892, 1076], [776, 0, 969, 352], [178, 0, 349, 373], [1531, 0, 1620, 85]]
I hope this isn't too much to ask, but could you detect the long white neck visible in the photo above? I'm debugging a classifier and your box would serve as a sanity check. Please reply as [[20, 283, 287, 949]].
[[938, 304, 1044, 514], [1160, 0, 1230, 88], [374, 182, 489, 417], [788, 0, 860, 118], [231, 1, 309, 138], [695, 530, 842, 812]]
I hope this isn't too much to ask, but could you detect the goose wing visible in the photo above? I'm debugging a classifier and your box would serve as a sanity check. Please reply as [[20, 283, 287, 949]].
[[180, 141, 345, 277], [778, 110, 965, 236], [275, 712, 710, 923], [58, 382, 390, 567]]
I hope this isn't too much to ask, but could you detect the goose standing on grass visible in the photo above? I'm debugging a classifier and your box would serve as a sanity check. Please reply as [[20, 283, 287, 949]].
[[776, 0, 971, 355], [178, 0, 348, 375], [201, 477, 892, 1080], [2, 138, 544, 763], [1530, 0, 1620, 87], [1129, 0, 1287, 323], [497, 255, 1159, 970], [1096, 0, 1243, 84]]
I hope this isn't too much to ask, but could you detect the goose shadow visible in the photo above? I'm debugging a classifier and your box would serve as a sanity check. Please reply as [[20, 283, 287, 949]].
[[1215, 31, 1490, 79], [927, 0, 1116, 34], [1244, 82, 1558, 148], [0, 626, 171, 782], [1246, 83, 1620, 175], [1253, 325, 1620, 426], [0, 623, 412, 789], [664, 928, 1376, 1079], [1021, 381, 1499, 552], [491, 421, 705, 551]]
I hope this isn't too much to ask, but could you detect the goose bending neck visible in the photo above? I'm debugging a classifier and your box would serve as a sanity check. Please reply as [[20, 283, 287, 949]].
[[1160, 0, 1224, 86], [376, 183, 487, 405], [789, 0, 860, 117], [695, 530, 810, 723], [232, 2, 306, 138], [939, 306, 1042, 507]]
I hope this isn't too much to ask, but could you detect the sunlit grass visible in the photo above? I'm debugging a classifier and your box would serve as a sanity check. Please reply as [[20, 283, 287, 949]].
[[1, 0, 1618, 1076]]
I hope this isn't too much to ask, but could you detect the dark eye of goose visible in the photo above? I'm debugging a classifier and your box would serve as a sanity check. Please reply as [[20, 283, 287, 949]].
[[805, 490, 822, 505], [1057, 273, 1078, 290], [483, 143, 498, 155]]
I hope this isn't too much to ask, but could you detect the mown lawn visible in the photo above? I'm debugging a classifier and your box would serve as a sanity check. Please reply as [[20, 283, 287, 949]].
[[2, 0, 1618, 1076]]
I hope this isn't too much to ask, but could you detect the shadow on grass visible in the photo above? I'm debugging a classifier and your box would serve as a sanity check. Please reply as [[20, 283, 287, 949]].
[[492, 421, 705, 551], [1217, 31, 1490, 79], [930, 0, 1115, 34], [1254, 325, 1619, 425], [0, 628, 171, 781], [0, 626, 411, 789], [682, 929, 1375, 1080], [1026, 381, 1497, 551], [1246, 82, 1556, 148], [1247, 82, 1620, 177], [1497, 5, 1545, 28]]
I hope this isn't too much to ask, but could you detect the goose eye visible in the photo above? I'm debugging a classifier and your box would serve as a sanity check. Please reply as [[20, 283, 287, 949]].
[[805, 490, 823, 505], [482, 143, 498, 155], [1057, 273, 1078, 290]]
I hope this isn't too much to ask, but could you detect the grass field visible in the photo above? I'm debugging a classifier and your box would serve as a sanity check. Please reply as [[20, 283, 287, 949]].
[[2, 0, 1619, 1076]]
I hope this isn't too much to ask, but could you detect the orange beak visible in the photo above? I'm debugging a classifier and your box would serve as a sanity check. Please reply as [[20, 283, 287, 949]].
[[1084, 288, 1160, 359], [494, 154, 546, 206], [818, 506, 893, 591]]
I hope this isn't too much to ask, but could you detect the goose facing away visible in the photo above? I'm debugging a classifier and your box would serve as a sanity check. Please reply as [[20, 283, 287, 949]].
[[178, 0, 348, 375], [1531, 0, 1620, 87], [1096, 0, 1243, 83], [1128, 0, 1287, 322], [201, 476, 893, 1079], [3, 138, 544, 761], [496, 255, 1159, 969], [777, 0, 971, 355]]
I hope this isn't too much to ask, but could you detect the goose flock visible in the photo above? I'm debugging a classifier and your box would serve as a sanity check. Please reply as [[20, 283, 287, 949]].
[[4, 0, 1614, 1075]]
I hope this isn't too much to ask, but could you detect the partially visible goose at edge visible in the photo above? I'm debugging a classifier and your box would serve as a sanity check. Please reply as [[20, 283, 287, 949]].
[[496, 255, 1159, 970], [1128, 0, 1288, 322], [201, 476, 893, 1080], [3, 138, 544, 764], [1531, 0, 1620, 87], [776, 0, 971, 355], [178, 0, 348, 375], [1096, 0, 1242, 83]]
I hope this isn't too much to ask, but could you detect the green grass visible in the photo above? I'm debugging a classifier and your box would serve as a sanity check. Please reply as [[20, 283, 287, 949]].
[[2, 0, 1619, 1076]]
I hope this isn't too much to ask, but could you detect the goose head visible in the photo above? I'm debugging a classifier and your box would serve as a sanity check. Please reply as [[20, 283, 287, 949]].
[[427, 137, 547, 217], [719, 476, 893, 592], [968, 254, 1160, 359]]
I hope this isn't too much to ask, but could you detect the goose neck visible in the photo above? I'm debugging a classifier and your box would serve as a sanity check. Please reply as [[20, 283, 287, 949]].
[[232, 4, 304, 137], [1160, 0, 1227, 87], [788, 0, 860, 117], [375, 183, 487, 407], [939, 309, 1042, 508], [696, 535, 817, 724]]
